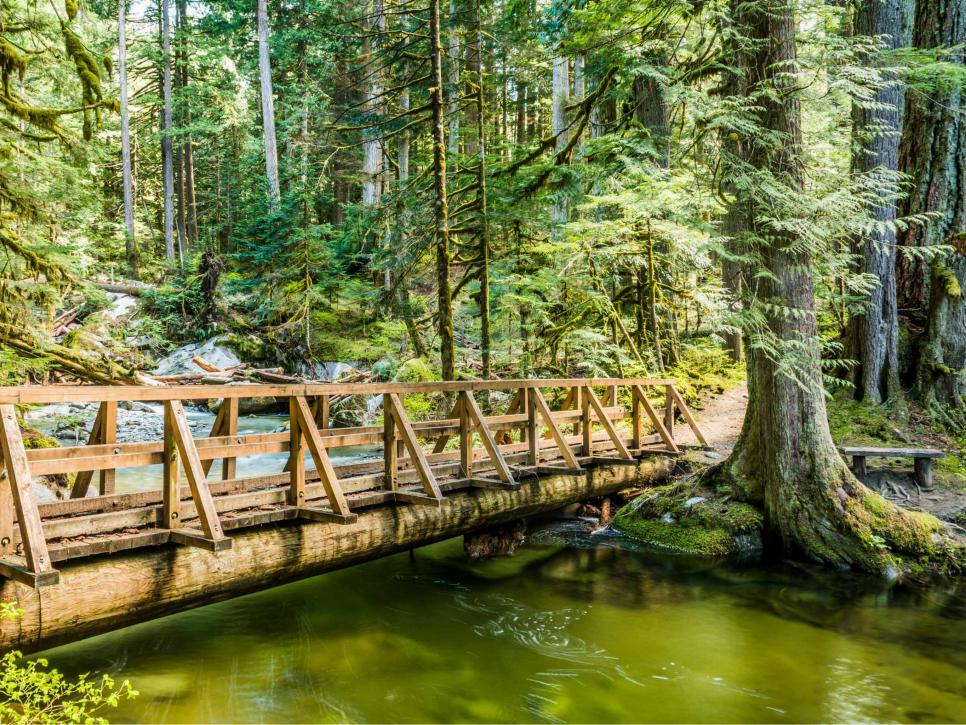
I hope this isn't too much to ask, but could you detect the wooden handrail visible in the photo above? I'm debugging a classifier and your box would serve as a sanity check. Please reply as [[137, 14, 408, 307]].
[[0, 377, 676, 404], [0, 378, 707, 588]]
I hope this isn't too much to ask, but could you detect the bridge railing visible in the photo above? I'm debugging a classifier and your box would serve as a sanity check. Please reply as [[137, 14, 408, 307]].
[[0, 378, 707, 587]]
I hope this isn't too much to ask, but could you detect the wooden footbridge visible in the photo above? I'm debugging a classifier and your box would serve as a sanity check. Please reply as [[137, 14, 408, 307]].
[[0, 378, 705, 649]]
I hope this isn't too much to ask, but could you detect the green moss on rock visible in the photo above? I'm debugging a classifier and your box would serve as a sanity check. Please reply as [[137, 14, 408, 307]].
[[613, 485, 763, 557]]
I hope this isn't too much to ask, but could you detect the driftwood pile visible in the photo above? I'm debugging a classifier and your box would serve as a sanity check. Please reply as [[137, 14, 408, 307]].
[[146, 356, 373, 393]]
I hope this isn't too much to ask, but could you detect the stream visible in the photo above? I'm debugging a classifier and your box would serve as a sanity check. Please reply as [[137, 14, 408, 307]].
[[35, 520, 966, 723], [20, 405, 966, 723]]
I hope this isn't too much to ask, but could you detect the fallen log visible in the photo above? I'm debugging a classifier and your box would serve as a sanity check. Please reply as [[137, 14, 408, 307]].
[[0, 460, 670, 652]]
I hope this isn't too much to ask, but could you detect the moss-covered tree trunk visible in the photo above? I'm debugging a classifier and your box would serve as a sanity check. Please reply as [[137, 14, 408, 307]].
[[429, 0, 456, 380], [720, 0, 952, 574], [897, 0, 966, 423]]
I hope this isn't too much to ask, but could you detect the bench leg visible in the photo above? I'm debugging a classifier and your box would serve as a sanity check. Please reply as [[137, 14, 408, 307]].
[[914, 458, 933, 490], [852, 455, 867, 479]]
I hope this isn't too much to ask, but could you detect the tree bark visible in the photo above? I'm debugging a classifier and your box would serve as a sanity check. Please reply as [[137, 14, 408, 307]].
[[471, 0, 490, 381], [430, 0, 456, 380], [257, 0, 281, 205], [897, 0, 966, 421], [178, 0, 198, 245], [846, 0, 904, 404], [361, 0, 385, 206], [551, 46, 569, 224], [118, 0, 138, 278], [719, 0, 949, 574], [161, 0, 176, 265]]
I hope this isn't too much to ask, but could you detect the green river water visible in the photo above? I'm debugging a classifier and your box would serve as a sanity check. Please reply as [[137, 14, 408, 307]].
[[38, 521, 966, 724]]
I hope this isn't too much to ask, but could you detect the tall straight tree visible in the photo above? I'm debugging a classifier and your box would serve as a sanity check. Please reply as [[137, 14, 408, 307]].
[[846, 0, 904, 404], [897, 0, 966, 422], [257, 0, 280, 205], [361, 0, 385, 206], [161, 0, 176, 265], [118, 0, 137, 278], [430, 0, 456, 380], [718, 0, 945, 573]]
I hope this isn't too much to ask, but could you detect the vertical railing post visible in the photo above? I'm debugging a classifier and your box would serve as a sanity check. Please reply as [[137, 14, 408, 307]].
[[0, 460, 12, 558], [573, 386, 582, 436], [222, 397, 239, 480], [162, 402, 180, 529], [520, 387, 529, 446], [664, 383, 675, 437], [318, 395, 330, 431], [98, 401, 118, 495], [526, 387, 538, 465], [581, 387, 592, 456], [631, 386, 642, 450], [288, 396, 305, 506], [458, 394, 472, 478], [383, 393, 397, 491]]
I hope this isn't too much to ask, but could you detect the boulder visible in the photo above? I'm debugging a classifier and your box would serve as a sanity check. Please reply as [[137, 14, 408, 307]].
[[153, 337, 243, 376]]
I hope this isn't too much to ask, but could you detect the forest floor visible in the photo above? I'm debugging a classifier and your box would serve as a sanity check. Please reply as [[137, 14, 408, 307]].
[[674, 386, 966, 525]]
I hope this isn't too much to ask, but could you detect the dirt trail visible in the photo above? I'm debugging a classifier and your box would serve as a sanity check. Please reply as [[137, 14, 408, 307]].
[[671, 386, 965, 524], [671, 385, 748, 454]]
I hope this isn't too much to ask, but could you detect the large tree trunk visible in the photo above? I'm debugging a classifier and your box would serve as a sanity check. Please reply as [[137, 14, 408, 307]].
[[897, 0, 966, 422], [178, 0, 198, 245], [719, 0, 950, 574], [257, 0, 281, 205], [551, 46, 569, 225], [846, 0, 904, 404], [161, 0, 176, 265], [430, 0, 456, 380], [118, 0, 138, 278], [470, 0, 490, 381], [361, 0, 385, 207]]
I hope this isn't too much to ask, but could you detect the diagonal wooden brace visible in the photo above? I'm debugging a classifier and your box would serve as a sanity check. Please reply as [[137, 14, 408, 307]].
[[386, 393, 443, 500], [529, 388, 581, 470], [165, 400, 228, 544], [584, 387, 633, 459], [460, 391, 516, 485], [292, 396, 352, 517], [633, 385, 679, 453], [0, 404, 57, 583]]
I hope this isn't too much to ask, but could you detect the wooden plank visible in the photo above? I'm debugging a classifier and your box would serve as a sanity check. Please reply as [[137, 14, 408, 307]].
[[664, 384, 675, 437], [525, 389, 538, 464], [162, 404, 180, 529], [394, 491, 443, 507], [458, 395, 472, 477], [289, 397, 305, 506], [0, 557, 59, 587], [631, 386, 642, 450], [98, 401, 118, 495], [200, 399, 227, 476], [0, 378, 679, 405], [0, 405, 54, 576], [495, 389, 522, 445], [386, 393, 442, 500], [668, 385, 709, 447], [633, 385, 679, 453], [222, 397, 239, 480], [165, 400, 226, 541], [69, 403, 105, 499], [293, 396, 352, 516], [297, 507, 358, 524], [384, 394, 397, 491], [529, 389, 581, 470], [840, 446, 944, 458], [460, 392, 515, 485], [581, 387, 592, 456], [0, 462, 12, 557], [432, 399, 462, 453], [170, 529, 232, 552]]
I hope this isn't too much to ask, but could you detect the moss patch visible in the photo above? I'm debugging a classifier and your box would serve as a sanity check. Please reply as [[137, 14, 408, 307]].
[[613, 485, 763, 557]]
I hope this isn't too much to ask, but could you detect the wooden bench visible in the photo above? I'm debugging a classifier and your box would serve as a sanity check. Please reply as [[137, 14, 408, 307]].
[[841, 446, 944, 488]]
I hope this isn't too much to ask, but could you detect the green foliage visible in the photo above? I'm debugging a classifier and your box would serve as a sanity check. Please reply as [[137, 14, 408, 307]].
[[0, 603, 137, 724]]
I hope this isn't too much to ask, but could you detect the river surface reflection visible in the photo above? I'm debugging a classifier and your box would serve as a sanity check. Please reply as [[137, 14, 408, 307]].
[[39, 522, 966, 723]]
